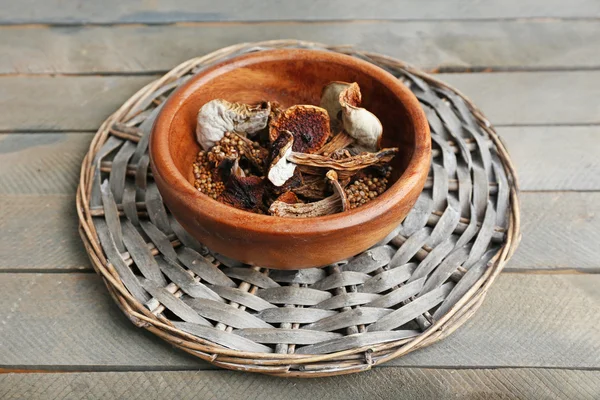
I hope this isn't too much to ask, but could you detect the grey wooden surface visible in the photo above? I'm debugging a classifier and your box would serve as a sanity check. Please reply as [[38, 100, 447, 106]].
[[0, 1, 598, 398]]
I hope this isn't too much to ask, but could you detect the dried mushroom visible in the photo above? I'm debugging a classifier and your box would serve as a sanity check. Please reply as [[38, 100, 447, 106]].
[[326, 170, 349, 211], [320, 82, 360, 131], [269, 105, 330, 153], [267, 131, 297, 187], [288, 148, 398, 180], [193, 80, 396, 216], [217, 158, 265, 213], [292, 175, 329, 200], [317, 131, 355, 156], [275, 191, 301, 204], [196, 99, 270, 150], [269, 193, 343, 218], [342, 104, 383, 152]]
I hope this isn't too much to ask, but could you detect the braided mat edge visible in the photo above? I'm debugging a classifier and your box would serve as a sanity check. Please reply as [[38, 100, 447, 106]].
[[76, 40, 521, 377]]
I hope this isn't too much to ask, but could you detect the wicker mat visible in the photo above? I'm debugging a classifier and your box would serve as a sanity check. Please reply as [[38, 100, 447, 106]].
[[77, 40, 520, 377]]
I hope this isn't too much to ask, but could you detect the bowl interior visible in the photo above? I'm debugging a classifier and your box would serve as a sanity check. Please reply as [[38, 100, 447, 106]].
[[166, 50, 416, 190]]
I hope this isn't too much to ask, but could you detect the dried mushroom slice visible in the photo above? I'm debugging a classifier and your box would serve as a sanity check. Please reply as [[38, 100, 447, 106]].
[[289, 148, 398, 180], [269, 193, 343, 218], [269, 105, 330, 154], [196, 99, 270, 150], [217, 158, 265, 213], [267, 131, 297, 187]]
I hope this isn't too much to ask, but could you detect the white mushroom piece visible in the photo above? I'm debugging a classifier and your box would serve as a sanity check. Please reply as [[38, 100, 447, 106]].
[[320, 82, 383, 152], [196, 99, 271, 150], [267, 130, 297, 187]]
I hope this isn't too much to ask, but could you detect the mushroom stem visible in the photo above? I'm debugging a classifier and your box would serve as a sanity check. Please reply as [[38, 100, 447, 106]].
[[326, 170, 349, 211], [269, 193, 343, 218]]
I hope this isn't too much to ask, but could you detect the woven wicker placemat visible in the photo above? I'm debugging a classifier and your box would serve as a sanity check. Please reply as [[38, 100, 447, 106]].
[[76, 40, 520, 377]]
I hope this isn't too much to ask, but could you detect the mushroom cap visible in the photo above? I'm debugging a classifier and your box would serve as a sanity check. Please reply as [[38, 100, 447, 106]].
[[269, 105, 331, 154]]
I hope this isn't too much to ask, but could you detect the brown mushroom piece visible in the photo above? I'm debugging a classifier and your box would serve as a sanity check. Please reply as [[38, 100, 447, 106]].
[[274, 191, 301, 205], [292, 175, 330, 200], [269, 105, 330, 154], [317, 131, 355, 156], [196, 99, 271, 150], [269, 192, 344, 218], [288, 148, 398, 180], [217, 158, 265, 213]]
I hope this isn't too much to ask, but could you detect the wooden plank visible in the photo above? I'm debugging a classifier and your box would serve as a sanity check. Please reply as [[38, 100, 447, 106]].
[[0, 273, 205, 369], [2, 72, 599, 130], [2, 20, 599, 74], [0, 195, 89, 271], [507, 192, 600, 272], [0, 76, 156, 131], [500, 126, 600, 191], [0, 273, 598, 369], [436, 71, 600, 126], [0, 0, 598, 23], [1, 368, 600, 399], [0, 133, 91, 195]]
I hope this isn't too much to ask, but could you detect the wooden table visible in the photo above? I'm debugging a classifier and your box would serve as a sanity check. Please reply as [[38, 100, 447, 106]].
[[1, 2, 599, 399]]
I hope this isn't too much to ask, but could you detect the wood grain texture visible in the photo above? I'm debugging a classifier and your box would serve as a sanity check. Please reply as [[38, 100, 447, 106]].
[[2, 72, 599, 130], [0, 133, 91, 194], [0, 195, 89, 271], [437, 71, 600, 126], [0, 273, 597, 369], [500, 126, 600, 191], [507, 192, 600, 272], [2, 368, 600, 400], [0, 273, 204, 368], [0, 0, 598, 23], [1, 20, 599, 74], [0, 76, 156, 131]]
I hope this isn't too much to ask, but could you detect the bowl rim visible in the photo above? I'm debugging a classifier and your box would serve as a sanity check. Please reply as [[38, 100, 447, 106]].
[[150, 48, 431, 236]]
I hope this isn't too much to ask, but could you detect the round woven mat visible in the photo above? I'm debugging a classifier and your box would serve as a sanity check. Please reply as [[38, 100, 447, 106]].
[[77, 40, 520, 377]]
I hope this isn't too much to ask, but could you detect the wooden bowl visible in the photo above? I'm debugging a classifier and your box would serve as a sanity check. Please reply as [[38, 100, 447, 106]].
[[150, 49, 430, 269]]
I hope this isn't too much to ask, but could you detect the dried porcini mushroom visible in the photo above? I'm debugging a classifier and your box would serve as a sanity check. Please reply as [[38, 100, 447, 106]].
[[269, 105, 330, 153], [217, 158, 265, 213], [267, 130, 297, 187], [196, 99, 271, 150]]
